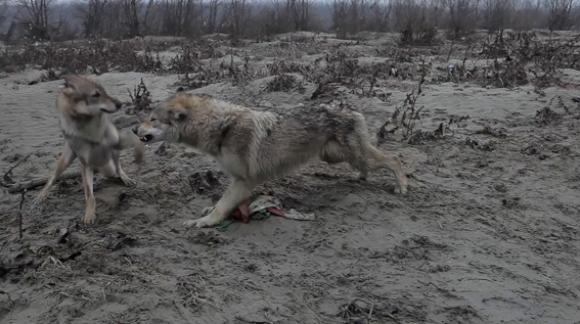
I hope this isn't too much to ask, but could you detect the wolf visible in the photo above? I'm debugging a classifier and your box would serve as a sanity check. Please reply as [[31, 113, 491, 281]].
[[135, 91, 408, 228], [32, 75, 144, 224]]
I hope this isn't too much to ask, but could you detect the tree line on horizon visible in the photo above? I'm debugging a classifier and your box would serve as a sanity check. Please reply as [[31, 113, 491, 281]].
[[0, 0, 578, 44]]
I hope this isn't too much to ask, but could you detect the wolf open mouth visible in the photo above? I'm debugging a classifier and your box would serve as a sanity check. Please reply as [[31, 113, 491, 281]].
[[140, 134, 154, 142]]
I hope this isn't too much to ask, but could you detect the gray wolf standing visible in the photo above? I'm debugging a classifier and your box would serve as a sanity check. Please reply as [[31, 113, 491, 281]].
[[33, 75, 144, 224]]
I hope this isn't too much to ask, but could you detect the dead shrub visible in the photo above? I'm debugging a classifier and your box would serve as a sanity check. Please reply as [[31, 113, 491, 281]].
[[526, 36, 580, 87], [400, 23, 438, 45], [267, 59, 312, 77], [175, 55, 255, 90], [168, 44, 203, 74], [377, 74, 426, 143], [265, 73, 304, 92], [474, 31, 579, 88], [176, 69, 222, 90], [482, 57, 528, 88], [127, 78, 152, 115]]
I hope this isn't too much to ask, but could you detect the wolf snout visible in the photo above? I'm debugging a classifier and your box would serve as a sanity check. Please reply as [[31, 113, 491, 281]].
[[132, 125, 139, 135]]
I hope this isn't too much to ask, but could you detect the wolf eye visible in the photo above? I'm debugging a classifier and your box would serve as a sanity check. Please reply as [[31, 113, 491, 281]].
[[92, 91, 101, 98]]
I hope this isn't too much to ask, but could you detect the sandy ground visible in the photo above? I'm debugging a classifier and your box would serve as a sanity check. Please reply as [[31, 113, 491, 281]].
[[1, 34, 580, 324]]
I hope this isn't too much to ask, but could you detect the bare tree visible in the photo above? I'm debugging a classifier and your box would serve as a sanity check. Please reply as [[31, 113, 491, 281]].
[[253, 0, 288, 39], [446, 0, 476, 39], [482, 0, 514, 34], [287, 0, 311, 30], [80, 0, 109, 38], [206, 0, 222, 33], [161, 0, 200, 36], [574, 2, 580, 29], [220, 0, 250, 41], [140, 0, 156, 35], [366, 0, 392, 32], [393, 0, 438, 44], [18, 0, 52, 40], [122, 0, 141, 37], [51, 9, 79, 41], [512, 0, 543, 30], [332, 0, 349, 38], [545, 0, 575, 30], [332, 0, 368, 38], [349, 0, 367, 35], [0, 0, 7, 26]]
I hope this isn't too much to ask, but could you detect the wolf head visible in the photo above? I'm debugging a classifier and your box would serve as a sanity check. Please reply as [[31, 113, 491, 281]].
[[60, 75, 123, 117], [134, 90, 205, 144]]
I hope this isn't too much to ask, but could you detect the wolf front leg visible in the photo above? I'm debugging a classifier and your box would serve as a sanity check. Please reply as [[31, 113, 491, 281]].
[[366, 145, 408, 194], [184, 178, 254, 228]]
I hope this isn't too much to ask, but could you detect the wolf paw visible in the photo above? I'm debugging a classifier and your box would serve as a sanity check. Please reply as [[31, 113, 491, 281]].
[[30, 193, 48, 212], [82, 211, 96, 224], [120, 175, 137, 187], [184, 209, 223, 228], [394, 185, 408, 195], [183, 216, 215, 228]]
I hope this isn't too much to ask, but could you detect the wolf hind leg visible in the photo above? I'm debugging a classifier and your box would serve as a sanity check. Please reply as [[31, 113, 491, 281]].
[[32, 143, 76, 209]]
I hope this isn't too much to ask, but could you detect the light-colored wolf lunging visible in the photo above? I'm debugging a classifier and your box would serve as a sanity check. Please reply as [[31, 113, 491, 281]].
[[136, 91, 408, 228]]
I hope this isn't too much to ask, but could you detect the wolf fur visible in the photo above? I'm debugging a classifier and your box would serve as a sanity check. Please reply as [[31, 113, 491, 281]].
[[136, 92, 408, 228], [32, 75, 144, 224]]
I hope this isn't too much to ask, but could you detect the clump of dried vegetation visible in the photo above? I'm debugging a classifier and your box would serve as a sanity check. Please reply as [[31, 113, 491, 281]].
[[434, 31, 579, 89], [168, 44, 204, 74], [127, 78, 153, 115], [470, 31, 579, 88], [377, 74, 427, 144], [2, 27, 575, 96], [265, 73, 304, 93], [174, 54, 255, 89], [0, 40, 164, 75]]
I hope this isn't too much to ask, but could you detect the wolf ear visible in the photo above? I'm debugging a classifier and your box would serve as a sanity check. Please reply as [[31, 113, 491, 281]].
[[62, 75, 77, 88], [61, 75, 78, 97]]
